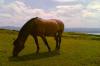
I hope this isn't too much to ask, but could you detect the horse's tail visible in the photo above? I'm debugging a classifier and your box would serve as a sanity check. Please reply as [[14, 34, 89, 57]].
[[58, 21, 64, 37]]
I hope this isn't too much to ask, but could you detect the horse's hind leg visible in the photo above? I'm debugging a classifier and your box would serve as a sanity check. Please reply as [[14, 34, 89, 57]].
[[55, 35, 59, 50], [57, 32, 62, 50], [58, 36, 61, 50], [41, 36, 51, 52]]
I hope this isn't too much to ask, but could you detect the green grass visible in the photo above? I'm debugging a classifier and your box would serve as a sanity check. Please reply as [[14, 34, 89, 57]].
[[0, 29, 100, 66]]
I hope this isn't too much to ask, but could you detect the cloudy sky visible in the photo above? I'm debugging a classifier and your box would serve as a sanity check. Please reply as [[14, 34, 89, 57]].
[[0, 0, 100, 28]]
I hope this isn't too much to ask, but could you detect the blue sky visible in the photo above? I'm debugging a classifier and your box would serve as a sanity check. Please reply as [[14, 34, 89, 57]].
[[0, 0, 100, 28]]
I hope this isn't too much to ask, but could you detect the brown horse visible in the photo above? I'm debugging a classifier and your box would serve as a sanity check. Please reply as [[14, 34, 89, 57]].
[[13, 17, 64, 57]]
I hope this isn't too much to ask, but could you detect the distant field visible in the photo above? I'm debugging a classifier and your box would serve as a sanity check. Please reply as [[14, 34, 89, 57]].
[[0, 29, 100, 66]]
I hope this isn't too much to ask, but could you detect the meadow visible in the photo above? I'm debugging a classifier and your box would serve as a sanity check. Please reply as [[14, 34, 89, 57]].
[[0, 29, 100, 66]]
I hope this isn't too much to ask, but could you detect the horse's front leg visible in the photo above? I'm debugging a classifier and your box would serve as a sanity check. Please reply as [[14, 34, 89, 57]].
[[41, 36, 51, 53], [33, 36, 40, 55]]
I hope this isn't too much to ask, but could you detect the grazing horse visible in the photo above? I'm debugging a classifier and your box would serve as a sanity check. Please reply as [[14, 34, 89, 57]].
[[13, 17, 64, 57]]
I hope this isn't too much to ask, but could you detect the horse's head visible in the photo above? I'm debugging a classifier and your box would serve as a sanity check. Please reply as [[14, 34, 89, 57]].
[[13, 39, 24, 57]]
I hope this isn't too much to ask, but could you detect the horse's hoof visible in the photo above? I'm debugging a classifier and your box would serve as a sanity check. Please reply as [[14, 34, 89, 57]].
[[48, 49, 51, 52], [55, 50, 60, 54], [12, 55, 18, 58], [55, 48, 58, 51], [35, 52, 39, 56], [57, 51, 60, 55], [48, 51, 52, 55], [12, 54, 18, 57]]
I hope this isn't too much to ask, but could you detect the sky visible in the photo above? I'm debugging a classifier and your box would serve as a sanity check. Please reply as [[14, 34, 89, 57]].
[[0, 0, 100, 28]]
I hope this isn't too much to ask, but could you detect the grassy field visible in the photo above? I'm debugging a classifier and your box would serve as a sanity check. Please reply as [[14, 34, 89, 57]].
[[0, 29, 100, 66]]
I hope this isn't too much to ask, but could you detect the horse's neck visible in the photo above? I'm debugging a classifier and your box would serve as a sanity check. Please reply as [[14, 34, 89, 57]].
[[17, 29, 29, 44], [16, 18, 33, 43]]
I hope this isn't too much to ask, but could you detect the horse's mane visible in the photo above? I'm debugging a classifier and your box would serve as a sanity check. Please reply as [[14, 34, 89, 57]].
[[17, 17, 39, 40]]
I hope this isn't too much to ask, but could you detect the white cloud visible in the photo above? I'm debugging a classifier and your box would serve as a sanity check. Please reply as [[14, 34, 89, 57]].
[[80, 0, 100, 28], [0, 13, 12, 18], [83, 0, 100, 18], [0, 0, 4, 6], [0, 0, 100, 28], [0, 1, 88, 28], [0, 1, 57, 26], [56, 4, 83, 15], [87, 1, 100, 11], [53, 0, 77, 2], [51, 4, 84, 28]]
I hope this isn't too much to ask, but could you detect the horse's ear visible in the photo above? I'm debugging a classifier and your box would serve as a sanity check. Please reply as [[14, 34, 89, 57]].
[[35, 17, 38, 19], [35, 17, 40, 20]]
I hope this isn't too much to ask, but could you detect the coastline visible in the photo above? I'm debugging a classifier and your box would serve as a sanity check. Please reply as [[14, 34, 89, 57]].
[[88, 33, 100, 35]]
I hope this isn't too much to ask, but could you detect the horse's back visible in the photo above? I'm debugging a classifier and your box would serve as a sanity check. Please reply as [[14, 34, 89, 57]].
[[35, 18, 59, 36]]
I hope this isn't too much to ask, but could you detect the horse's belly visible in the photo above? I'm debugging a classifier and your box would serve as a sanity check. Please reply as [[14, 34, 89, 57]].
[[36, 31, 56, 36], [45, 32, 56, 36], [35, 28, 57, 36]]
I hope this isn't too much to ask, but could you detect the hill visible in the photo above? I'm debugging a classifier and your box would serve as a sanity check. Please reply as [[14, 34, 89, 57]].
[[0, 29, 100, 66], [0, 26, 20, 31]]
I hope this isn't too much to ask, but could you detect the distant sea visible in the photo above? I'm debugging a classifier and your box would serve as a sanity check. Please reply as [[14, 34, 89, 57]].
[[88, 33, 100, 35]]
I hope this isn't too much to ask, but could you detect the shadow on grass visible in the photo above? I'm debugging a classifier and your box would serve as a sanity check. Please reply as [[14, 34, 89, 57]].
[[9, 50, 60, 62]]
